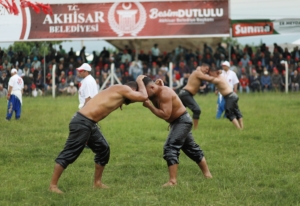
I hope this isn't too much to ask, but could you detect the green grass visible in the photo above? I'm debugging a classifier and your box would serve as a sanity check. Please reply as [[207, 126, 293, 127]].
[[0, 93, 300, 206]]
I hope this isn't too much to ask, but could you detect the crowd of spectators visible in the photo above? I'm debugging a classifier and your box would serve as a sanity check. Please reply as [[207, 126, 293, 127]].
[[0, 42, 300, 98]]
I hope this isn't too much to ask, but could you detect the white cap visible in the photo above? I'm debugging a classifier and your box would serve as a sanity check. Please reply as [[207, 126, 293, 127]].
[[11, 68, 17, 74], [77, 63, 91, 71], [264, 71, 268, 75], [70, 82, 74, 86], [221, 61, 230, 67]]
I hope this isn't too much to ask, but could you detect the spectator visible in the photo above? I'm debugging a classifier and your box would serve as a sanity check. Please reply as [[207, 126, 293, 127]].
[[79, 46, 88, 63], [31, 57, 41, 70], [260, 70, 272, 92], [100, 47, 110, 59], [172, 73, 181, 93], [128, 60, 142, 80], [291, 70, 300, 92], [31, 84, 43, 97], [239, 74, 250, 93], [121, 50, 132, 63], [0, 71, 9, 89], [67, 82, 77, 95], [271, 69, 281, 92], [66, 71, 75, 84], [23, 84, 30, 96], [0, 83, 8, 98], [249, 69, 260, 92], [2, 59, 12, 70], [291, 46, 300, 59], [240, 54, 249, 68], [58, 78, 68, 95]]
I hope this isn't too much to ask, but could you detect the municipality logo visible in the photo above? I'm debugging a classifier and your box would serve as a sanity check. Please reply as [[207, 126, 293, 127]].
[[108, 2, 146, 36]]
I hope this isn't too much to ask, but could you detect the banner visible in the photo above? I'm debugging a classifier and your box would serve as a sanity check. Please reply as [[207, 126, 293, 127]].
[[0, 1, 229, 41], [231, 19, 300, 37]]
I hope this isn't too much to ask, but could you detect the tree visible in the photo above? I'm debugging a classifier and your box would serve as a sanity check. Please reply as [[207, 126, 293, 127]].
[[9, 41, 63, 56]]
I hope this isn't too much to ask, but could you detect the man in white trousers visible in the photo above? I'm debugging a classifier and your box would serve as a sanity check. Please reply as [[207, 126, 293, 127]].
[[6, 68, 24, 120]]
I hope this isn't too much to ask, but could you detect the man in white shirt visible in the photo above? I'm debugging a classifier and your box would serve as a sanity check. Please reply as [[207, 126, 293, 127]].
[[6, 68, 24, 120], [77, 63, 98, 109], [216, 61, 239, 119]]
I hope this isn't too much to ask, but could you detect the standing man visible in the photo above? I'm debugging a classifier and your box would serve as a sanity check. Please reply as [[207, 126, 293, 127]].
[[6, 68, 24, 120], [49, 75, 148, 194], [77, 63, 98, 109], [142, 76, 212, 187], [216, 61, 239, 119], [178, 63, 210, 129]]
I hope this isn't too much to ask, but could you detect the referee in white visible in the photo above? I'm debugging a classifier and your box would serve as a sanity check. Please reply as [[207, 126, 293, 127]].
[[77, 63, 98, 148], [77, 63, 98, 109]]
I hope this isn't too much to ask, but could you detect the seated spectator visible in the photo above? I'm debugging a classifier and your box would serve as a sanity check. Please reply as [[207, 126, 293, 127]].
[[239, 74, 250, 93], [0, 83, 8, 98], [2, 59, 12, 70], [249, 69, 260, 92], [66, 71, 75, 84], [67, 82, 77, 95], [58, 78, 68, 95], [0, 71, 9, 89], [291, 70, 300, 92], [23, 84, 30, 96], [35, 73, 44, 92], [271, 69, 281, 92], [31, 57, 41, 70], [31, 84, 42, 97], [172, 74, 181, 93], [261, 70, 272, 92]]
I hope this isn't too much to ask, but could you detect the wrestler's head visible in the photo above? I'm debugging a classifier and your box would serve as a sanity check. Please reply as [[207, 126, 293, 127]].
[[200, 63, 210, 74], [142, 76, 156, 98], [124, 81, 139, 105], [208, 67, 220, 77]]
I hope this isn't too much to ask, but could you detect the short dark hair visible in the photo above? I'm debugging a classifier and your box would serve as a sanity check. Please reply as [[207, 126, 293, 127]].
[[209, 67, 220, 72], [142, 76, 153, 86], [125, 81, 138, 91], [201, 63, 210, 68]]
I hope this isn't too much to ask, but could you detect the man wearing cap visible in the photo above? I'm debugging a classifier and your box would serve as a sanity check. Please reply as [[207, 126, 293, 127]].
[[67, 82, 77, 95], [77, 63, 98, 109], [216, 61, 239, 119], [6, 68, 24, 120]]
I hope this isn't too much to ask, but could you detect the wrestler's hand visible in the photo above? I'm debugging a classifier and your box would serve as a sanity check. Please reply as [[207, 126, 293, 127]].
[[136, 75, 146, 82], [143, 99, 152, 108], [155, 79, 164, 86], [6, 94, 10, 101]]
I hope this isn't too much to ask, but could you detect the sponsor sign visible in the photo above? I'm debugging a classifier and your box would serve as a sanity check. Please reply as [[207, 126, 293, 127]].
[[0, 1, 229, 41], [231, 19, 300, 37]]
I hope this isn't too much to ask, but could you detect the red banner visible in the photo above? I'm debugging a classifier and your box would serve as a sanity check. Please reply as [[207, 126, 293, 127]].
[[0, 1, 229, 41]]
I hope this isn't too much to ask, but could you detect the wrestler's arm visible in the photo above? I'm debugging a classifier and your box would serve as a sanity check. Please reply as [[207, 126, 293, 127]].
[[122, 76, 148, 102], [195, 71, 215, 83], [143, 90, 172, 120]]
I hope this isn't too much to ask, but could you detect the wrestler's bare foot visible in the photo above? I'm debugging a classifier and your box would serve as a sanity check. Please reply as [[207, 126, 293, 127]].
[[204, 173, 213, 179], [49, 185, 64, 194], [162, 180, 177, 187], [93, 182, 109, 189]]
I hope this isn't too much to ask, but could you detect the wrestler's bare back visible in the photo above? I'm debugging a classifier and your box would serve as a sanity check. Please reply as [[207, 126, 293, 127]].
[[80, 85, 131, 122], [151, 86, 186, 123]]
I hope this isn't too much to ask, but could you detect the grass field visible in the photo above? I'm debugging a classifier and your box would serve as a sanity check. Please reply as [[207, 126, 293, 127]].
[[0, 93, 300, 206]]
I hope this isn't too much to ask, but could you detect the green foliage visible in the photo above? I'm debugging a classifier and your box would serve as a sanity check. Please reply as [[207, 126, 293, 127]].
[[0, 93, 300, 205], [8, 41, 63, 56]]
